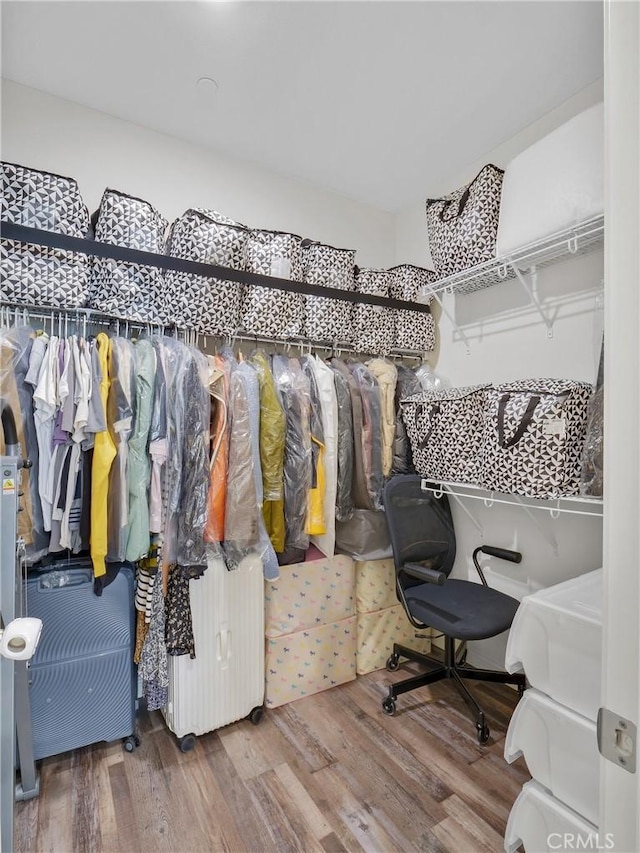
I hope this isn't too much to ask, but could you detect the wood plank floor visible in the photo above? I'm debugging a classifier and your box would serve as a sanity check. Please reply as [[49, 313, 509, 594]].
[[14, 664, 530, 853]]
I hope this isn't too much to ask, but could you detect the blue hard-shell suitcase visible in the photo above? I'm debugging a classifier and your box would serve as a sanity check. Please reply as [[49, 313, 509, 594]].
[[25, 564, 136, 759]]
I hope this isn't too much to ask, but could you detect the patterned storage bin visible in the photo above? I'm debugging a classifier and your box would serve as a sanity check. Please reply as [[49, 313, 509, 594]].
[[264, 616, 357, 708], [241, 229, 304, 337], [164, 208, 248, 334], [264, 555, 355, 638], [390, 264, 437, 353], [355, 559, 398, 613], [401, 385, 490, 485], [89, 189, 168, 323], [301, 240, 356, 344], [0, 161, 91, 308], [481, 378, 592, 498], [352, 268, 395, 355], [356, 605, 431, 675]]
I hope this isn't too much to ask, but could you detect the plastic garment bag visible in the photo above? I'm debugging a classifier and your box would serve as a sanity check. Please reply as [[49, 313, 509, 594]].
[[331, 358, 370, 509], [301, 356, 326, 537], [204, 352, 232, 546], [237, 361, 280, 580], [391, 365, 423, 476], [0, 324, 39, 551], [175, 346, 209, 573], [365, 358, 398, 478], [307, 355, 338, 557], [106, 336, 136, 562], [272, 355, 312, 553], [330, 362, 355, 522], [348, 361, 384, 511], [248, 350, 285, 502]]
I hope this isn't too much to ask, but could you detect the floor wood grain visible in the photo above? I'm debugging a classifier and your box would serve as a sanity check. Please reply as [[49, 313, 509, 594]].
[[14, 666, 529, 853]]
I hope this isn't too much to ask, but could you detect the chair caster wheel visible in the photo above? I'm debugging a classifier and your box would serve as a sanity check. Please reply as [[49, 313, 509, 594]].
[[476, 723, 490, 745], [386, 654, 400, 672], [178, 733, 196, 753], [382, 697, 397, 716]]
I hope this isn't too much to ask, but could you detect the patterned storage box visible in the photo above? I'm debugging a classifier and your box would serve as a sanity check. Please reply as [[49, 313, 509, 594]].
[[356, 605, 431, 675], [164, 208, 248, 334], [426, 163, 504, 278], [264, 616, 357, 708], [89, 189, 168, 323], [401, 385, 490, 485], [264, 555, 355, 638], [352, 268, 395, 355], [481, 378, 592, 498], [241, 229, 304, 337], [301, 240, 356, 344], [390, 264, 437, 353], [1, 161, 91, 308], [355, 559, 398, 614]]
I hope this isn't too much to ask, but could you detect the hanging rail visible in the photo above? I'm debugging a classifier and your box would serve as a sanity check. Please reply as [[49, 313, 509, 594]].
[[0, 300, 429, 361], [0, 222, 431, 315]]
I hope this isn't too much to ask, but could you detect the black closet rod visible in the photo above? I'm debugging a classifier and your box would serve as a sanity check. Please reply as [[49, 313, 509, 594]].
[[0, 222, 432, 315]]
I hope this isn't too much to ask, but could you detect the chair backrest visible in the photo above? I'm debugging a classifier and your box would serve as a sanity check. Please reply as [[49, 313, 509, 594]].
[[382, 475, 456, 587]]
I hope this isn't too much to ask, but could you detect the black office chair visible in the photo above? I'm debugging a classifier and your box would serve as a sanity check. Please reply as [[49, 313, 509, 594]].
[[381, 474, 526, 744]]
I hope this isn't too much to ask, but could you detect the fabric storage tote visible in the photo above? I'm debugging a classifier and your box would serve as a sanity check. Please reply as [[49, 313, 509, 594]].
[[481, 378, 592, 498], [426, 164, 504, 278], [0, 161, 91, 308], [240, 228, 304, 337], [389, 264, 437, 352], [301, 240, 356, 344], [89, 189, 168, 323], [401, 385, 490, 484], [164, 208, 248, 334], [352, 267, 395, 355]]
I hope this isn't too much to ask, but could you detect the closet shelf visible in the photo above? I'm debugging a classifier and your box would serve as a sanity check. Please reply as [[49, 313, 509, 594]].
[[419, 215, 604, 301], [0, 221, 431, 315]]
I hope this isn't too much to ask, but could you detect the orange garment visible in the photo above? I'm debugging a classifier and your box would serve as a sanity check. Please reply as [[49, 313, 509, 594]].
[[204, 356, 229, 544]]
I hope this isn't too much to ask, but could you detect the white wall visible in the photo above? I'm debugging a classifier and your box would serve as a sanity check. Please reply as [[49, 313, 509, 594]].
[[0, 80, 395, 268], [392, 80, 606, 666]]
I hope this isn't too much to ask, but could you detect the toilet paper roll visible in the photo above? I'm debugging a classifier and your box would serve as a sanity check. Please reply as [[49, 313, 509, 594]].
[[0, 617, 43, 661]]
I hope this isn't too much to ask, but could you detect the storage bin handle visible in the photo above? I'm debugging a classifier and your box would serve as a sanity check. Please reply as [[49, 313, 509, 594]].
[[416, 402, 441, 449], [497, 394, 540, 449]]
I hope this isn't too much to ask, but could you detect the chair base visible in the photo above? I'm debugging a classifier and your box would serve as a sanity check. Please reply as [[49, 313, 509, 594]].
[[382, 637, 526, 744]]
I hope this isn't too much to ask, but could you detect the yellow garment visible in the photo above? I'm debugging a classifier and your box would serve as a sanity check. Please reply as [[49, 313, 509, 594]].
[[263, 499, 286, 553], [306, 436, 326, 536], [90, 333, 117, 578]]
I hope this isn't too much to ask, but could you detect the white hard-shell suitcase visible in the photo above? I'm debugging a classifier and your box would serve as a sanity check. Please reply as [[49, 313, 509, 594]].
[[164, 553, 265, 751]]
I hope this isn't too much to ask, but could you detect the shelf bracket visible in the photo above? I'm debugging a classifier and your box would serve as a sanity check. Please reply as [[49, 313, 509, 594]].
[[425, 286, 472, 355], [514, 496, 559, 556], [509, 262, 554, 338]]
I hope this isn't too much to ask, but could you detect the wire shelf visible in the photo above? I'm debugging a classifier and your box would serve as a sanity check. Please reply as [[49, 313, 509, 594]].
[[420, 215, 605, 301], [420, 479, 603, 519]]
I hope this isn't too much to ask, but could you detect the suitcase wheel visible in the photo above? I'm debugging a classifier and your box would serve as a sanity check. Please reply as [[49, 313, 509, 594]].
[[178, 733, 196, 753], [123, 733, 141, 753], [249, 706, 264, 725]]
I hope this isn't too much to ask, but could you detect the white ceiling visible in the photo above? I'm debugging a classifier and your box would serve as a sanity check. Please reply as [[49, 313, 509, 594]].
[[1, 1, 603, 213]]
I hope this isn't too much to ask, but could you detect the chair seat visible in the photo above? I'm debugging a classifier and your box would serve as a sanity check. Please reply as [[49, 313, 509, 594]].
[[405, 579, 520, 641]]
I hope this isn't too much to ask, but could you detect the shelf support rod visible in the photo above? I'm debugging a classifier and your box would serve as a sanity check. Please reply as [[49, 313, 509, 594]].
[[514, 496, 559, 556], [509, 262, 554, 338], [425, 286, 472, 355], [422, 480, 484, 536]]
